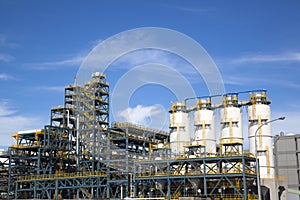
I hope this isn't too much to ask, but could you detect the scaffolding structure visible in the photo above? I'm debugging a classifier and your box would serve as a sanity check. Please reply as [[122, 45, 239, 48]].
[[0, 72, 260, 200], [4, 72, 110, 199], [134, 153, 258, 199], [0, 150, 9, 199], [107, 122, 169, 199]]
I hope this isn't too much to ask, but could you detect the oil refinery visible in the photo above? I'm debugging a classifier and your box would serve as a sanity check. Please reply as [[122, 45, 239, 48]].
[[0, 72, 289, 200]]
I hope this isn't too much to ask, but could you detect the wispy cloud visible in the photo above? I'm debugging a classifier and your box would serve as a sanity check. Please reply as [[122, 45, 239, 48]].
[[0, 73, 15, 80], [26, 38, 103, 70], [287, 103, 300, 110], [35, 86, 65, 92], [272, 111, 300, 135], [28, 55, 85, 70], [0, 99, 44, 145], [222, 76, 247, 86], [221, 72, 273, 86], [38, 56, 84, 66], [0, 34, 19, 49], [173, 6, 214, 13], [0, 35, 7, 46], [0, 115, 42, 145], [0, 34, 17, 63], [278, 81, 300, 89], [229, 52, 300, 64], [0, 100, 17, 116], [90, 38, 104, 48], [112, 50, 211, 82], [0, 53, 14, 62], [222, 73, 300, 89], [78, 28, 225, 92]]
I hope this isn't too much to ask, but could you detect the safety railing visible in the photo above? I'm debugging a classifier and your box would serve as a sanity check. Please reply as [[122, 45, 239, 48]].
[[17, 171, 106, 182]]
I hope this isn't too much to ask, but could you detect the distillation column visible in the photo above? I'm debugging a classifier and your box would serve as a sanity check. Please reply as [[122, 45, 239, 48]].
[[248, 91, 273, 177], [248, 91, 278, 200], [169, 102, 190, 156], [193, 98, 216, 154], [220, 94, 243, 154]]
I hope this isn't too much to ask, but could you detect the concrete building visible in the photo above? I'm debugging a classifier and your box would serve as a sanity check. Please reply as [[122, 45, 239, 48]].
[[274, 133, 300, 200]]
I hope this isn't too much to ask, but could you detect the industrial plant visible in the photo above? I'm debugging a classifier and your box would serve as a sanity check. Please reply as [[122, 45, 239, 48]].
[[0, 72, 291, 200]]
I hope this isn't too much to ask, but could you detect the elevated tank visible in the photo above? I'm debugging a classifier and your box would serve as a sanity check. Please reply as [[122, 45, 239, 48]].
[[248, 91, 274, 178], [220, 94, 243, 153], [193, 98, 216, 154], [169, 102, 190, 156]]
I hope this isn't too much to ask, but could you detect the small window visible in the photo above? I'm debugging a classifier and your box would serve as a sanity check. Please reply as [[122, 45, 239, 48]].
[[257, 150, 267, 156], [179, 127, 186, 131], [205, 124, 211, 129], [195, 125, 202, 131], [170, 127, 177, 133]]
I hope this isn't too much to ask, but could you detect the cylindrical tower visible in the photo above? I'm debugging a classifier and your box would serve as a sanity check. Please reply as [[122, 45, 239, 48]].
[[248, 91, 274, 178], [220, 94, 243, 154], [169, 102, 190, 156], [193, 97, 216, 154]]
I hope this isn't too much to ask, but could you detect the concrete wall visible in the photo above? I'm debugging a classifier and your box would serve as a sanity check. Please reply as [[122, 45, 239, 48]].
[[274, 134, 300, 200]]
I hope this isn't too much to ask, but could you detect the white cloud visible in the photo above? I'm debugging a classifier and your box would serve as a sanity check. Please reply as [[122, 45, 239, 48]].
[[272, 111, 300, 135], [278, 81, 300, 89], [28, 55, 85, 70], [0, 53, 14, 62], [174, 6, 214, 13], [0, 34, 19, 48], [0, 34, 18, 65], [110, 50, 217, 86], [118, 104, 161, 125], [0, 73, 14, 80], [222, 70, 300, 89], [0, 115, 41, 145], [0, 99, 45, 146], [222, 76, 247, 86], [90, 38, 104, 48], [0, 100, 17, 116], [0, 35, 6, 46], [35, 86, 65, 92], [118, 50, 173, 66], [118, 104, 167, 129], [287, 103, 300, 110], [26, 38, 103, 70], [77, 27, 225, 95], [38, 55, 84, 66], [229, 52, 300, 64]]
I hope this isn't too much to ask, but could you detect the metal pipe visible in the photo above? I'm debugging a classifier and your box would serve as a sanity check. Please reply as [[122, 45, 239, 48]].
[[66, 109, 70, 128], [254, 116, 285, 200], [184, 89, 267, 103], [76, 114, 80, 167]]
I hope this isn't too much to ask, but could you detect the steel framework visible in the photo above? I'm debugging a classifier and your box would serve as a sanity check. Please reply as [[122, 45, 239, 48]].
[[4, 72, 110, 199], [134, 154, 258, 200], [0, 72, 260, 200]]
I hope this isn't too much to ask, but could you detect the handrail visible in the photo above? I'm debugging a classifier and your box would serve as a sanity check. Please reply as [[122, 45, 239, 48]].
[[17, 171, 106, 181], [112, 122, 169, 136]]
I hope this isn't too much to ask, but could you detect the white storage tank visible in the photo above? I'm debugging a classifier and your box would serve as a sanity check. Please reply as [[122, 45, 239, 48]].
[[220, 94, 243, 153], [248, 91, 274, 178], [169, 102, 190, 156], [193, 97, 216, 154]]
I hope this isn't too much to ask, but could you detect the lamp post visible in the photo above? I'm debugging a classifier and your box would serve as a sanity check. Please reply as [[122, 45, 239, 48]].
[[255, 116, 285, 200]]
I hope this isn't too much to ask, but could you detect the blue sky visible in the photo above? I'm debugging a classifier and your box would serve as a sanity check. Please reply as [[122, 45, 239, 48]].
[[0, 0, 300, 146]]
